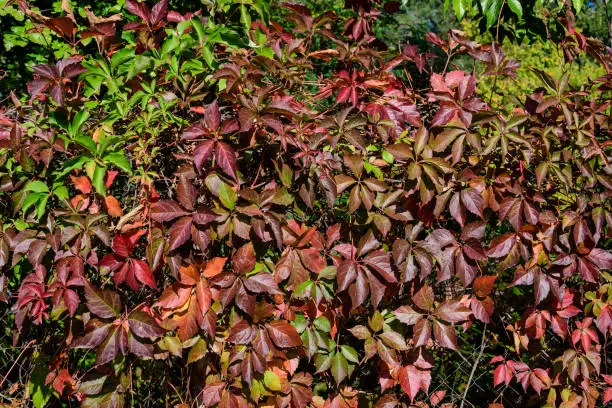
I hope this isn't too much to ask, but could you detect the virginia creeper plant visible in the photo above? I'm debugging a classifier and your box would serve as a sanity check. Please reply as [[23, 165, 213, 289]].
[[0, 0, 610, 407]]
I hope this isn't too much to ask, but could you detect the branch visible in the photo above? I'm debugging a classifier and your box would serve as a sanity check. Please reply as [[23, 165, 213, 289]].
[[459, 324, 488, 408], [114, 204, 144, 232]]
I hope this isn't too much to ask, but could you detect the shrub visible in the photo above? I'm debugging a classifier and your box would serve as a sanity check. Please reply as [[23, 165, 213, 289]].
[[0, 1, 611, 407]]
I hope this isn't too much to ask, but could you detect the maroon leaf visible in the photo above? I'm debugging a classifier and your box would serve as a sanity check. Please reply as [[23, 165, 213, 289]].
[[168, 217, 193, 251], [436, 300, 471, 323], [215, 141, 238, 181], [194, 140, 215, 172], [394, 305, 422, 325], [151, 200, 190, 222], [432, 320, 457, 350], [150, 0, 168, 25], [125, 0, 151, 23], [232, 243, 256, 275], [128, 310, 165, 338], [266, 321, 302, 348], [84, 281, 121, 319]]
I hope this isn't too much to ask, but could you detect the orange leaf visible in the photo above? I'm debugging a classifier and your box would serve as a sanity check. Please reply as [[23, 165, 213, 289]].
[[70, 175, 91, 194], [203, 257, 227, 277], [105, 195, 123, 217]]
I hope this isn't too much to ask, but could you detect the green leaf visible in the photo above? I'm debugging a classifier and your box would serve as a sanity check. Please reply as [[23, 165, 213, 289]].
[[452, 0, 467, 20], [218, 182, 237, 210], [381, 149, 394, 164], [201, 43, 215, 68], [191, 17, 206, 44], [52, 181, 69, 200], [263, 370, 282, 391], [314, 352, 333, 373], [29, 365, 51, 408], [160, 335, 182, 357], [240, 4, 251, 31], [278, 163, 293, 188], [74, 135, 97, 155], [187, 338, 207, 365], [292, 313, 308, 333], [54, 155, 89, 179], [161, 36, 180, 58], [250, 378, 265, 402], [369, 311, 384, 332], [293, 280, 313, 298], [363, 161, 383, 180], [127, 55, 152, 79], [482, 0, 503, 27], [340, 345, 359, 364], [313, 317, 331, 333], [111, 48, 134, 72], [103, 152, 132, 175], [22, 193, 44, 215], [251, 0, 270, 23], [507, 0, 522, 19], [330, 351, 348, 384], [35, 195, 49, 219], [24, 181, 49, 193], [572, 0, 583, 12], [69, 110, 90, 137], [93, 165, 107, 196]]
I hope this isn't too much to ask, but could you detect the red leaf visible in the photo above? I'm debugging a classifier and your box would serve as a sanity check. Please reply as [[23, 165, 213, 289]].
[[363, 250, 396, 283], [112, 233, 134, 258], [132, 259, 157, 290], [227, 319, 256, 344], [232, 243, 256, 275], [201, 381, 224, 407], [157, 283, 191, 309], [461, 189, 484, 218], [71, 175, 91, 194], [181, 123, 208, 140], [398, 365, 430, 401], [176, 176, 196, 211], [413, 285, 435, 311], [204, 100, 221, 130], [243, 273, 283, 295]]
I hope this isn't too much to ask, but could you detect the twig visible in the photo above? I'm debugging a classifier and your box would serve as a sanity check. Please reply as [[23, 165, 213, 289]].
[[114, 204, 144, 231], [0, 340, 35, 389], [459, 324, 487, 408]]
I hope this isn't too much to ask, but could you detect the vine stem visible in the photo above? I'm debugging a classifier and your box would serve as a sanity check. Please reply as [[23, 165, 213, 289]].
[[459, 324, 487, 408]]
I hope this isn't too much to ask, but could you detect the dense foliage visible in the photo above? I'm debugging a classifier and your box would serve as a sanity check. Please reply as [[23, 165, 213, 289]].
[[0, 0, 611, 407]]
